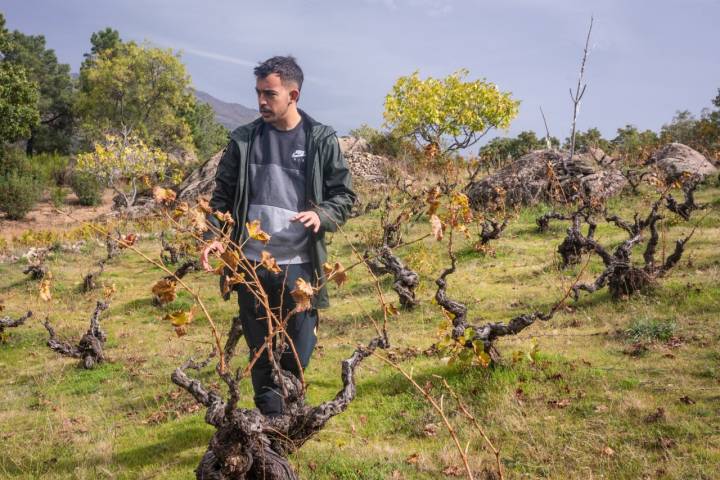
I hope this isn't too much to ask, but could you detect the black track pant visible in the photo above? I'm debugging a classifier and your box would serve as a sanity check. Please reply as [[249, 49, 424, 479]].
[[237, 262, 318, 416]]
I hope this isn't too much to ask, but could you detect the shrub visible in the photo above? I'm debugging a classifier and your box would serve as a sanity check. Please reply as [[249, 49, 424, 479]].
[[70, 170, 103, 206], [0, 170, 42, 219], [349, 123, 415, 159], [50, 185, 67, 207], [28, 153, 70, 187]]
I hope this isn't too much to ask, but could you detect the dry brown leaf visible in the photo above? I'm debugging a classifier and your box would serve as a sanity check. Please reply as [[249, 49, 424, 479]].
[[174, 324, 189, 337], [384, 303, 399, 317], [189, 208, 208, 233], [221, 276, 232, 297], [226, 273, 245, 287], [426, 185, 441, 215], [260, 251, 282, 274], [118, 233, 137, 249], [152, 278, 177, 305], [405, 453, 419, 465], [220, 248, 241, 272], [222, 273, 245, 296], [153, 186, 176, 205], [246, 220, 271, 244], [323, 261, 348, 287], [197, 197, 213, 213], [430, 214, 444, 241], [290, 277, 315, 312], [213, 210, 235, 225], [103, 283, 117, 299], [39, 278, 52, 302]]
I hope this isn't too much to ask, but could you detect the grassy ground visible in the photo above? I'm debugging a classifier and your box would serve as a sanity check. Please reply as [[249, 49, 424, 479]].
[[0, 184, 718, 479]]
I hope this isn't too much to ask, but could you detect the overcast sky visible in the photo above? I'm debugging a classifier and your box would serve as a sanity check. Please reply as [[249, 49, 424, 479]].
[[2, 0, 718, 144]]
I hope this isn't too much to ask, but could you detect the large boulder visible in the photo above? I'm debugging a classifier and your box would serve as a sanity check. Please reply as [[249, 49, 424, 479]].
[[176, 149, 224, 202], [646, 143, 717, 181], [465, 149, 627, 209], [338, 135, 388, 182]]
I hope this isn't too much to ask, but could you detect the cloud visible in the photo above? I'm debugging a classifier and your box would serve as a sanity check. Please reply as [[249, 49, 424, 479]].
[[180, 46, 257, 68]]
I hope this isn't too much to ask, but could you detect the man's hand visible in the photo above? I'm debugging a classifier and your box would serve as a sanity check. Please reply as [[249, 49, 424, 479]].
[[201, 240, 226, 272], [291, 210, 321, 233]]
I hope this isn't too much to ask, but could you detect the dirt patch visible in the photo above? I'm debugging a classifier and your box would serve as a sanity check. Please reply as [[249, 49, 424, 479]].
[[0, 189, 115, 242]]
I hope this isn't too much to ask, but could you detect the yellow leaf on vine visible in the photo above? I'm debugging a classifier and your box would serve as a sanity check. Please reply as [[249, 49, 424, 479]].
[[246, 220, 271, 244]]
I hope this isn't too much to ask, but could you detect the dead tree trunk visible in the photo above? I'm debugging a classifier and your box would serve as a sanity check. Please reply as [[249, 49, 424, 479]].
[[365, 247, 420, 309], [82, 260, 106, 293], [536, 212, 570, 233], [161, 231, 188, 265], [572, 195, 696, 300], [44, 301, 109, 369], [0, 311, 33, 341], [434, 242, 553, 364], [171, 336, 388, 479], [477, 217, 508, 246], [23, 263, 48, 280], [665, 177, 704, 220]]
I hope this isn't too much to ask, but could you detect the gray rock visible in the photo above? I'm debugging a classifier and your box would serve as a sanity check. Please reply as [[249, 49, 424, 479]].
[[338, 136, 388, 182], [465, 149, 627, 209], [176, 149, 224, 202], [647, 143, 717, 181]]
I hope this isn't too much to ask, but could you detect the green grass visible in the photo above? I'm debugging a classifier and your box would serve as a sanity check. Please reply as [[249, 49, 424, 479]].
[[625, 318, 677, 343], [0, 183, 718, 479]]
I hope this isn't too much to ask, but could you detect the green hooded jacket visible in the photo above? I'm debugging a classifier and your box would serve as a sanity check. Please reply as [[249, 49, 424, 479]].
[[206, 109, 356, 309]]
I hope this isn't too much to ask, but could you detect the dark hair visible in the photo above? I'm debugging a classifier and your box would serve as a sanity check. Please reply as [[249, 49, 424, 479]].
[[254, 56, 304, 91]]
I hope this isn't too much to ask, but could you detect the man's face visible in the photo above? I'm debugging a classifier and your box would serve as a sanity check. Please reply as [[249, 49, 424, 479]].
[[255, 73, 299, 124]]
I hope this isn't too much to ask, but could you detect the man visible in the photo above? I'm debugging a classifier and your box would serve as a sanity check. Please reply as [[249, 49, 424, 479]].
[[201, 56, 356, 416]]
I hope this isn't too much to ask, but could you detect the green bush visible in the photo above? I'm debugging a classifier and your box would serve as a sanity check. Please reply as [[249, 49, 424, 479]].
[[70, 170, 103, 206], [0, 147, 44, 220], [28, 153, 70, 187], [349, 123, 414, 158], [50, 185, 67, 207], [0, 170, 43, 219]]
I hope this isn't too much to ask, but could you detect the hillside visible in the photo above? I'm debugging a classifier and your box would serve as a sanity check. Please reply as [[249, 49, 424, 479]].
[[193, 89, 258, 130]]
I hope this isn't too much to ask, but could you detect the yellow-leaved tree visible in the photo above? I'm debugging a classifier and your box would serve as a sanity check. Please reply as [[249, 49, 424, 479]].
[[76, 131, 180, 208], [383, 69, 519, 159]]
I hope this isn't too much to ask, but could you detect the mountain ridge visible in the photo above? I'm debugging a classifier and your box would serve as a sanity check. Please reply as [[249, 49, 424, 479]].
[[194, 89, 258, 131]]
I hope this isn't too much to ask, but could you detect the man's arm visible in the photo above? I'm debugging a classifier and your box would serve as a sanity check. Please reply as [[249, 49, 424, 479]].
[[204, 140, 240, 240], [311, 134, 357, 232]]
